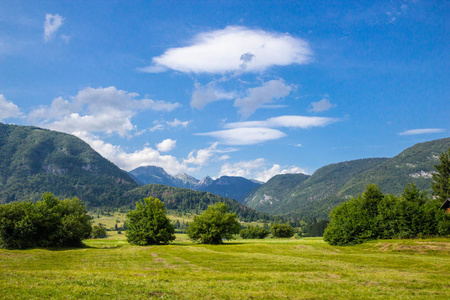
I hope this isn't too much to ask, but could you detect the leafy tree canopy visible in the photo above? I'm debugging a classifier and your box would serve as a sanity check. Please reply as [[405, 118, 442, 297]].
[[126, 197, 175, 245], [0, 192, 92, 249], [240, 225, 269, 239], [187, 202, 240, 244], [270, 223, 295, 238]]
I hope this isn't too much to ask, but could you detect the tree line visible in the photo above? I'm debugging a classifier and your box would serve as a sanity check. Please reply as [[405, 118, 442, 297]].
[[324, 149, 450, 245]]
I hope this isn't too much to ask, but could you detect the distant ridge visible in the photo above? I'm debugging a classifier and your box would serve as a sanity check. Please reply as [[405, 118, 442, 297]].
[[129, 166, 261, 202], [244, 137, 450, 221]]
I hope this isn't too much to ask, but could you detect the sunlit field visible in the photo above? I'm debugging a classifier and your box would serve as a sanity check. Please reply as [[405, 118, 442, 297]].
[[0, 234, 449, 299]]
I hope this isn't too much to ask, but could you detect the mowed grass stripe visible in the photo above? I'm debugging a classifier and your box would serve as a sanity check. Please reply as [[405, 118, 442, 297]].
[[0, 236, 449, 299]]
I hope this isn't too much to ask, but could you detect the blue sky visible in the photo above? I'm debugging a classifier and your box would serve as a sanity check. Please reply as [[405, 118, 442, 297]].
[[0, 0, 449, 181]]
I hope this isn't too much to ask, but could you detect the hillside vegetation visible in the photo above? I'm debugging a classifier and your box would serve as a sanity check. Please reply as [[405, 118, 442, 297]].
[[245, 138, 450, 220], [245, 158, 388, 220], [0, 123, 137, 206]]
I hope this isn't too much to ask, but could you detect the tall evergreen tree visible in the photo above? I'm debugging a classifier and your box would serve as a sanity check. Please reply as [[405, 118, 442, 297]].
[[432, 149, 450, 203]]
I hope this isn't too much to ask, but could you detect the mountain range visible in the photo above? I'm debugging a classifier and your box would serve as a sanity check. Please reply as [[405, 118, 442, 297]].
[[129, 166, 262, 202], [0, 123, 270, 221], [0, 122, 448, 221]]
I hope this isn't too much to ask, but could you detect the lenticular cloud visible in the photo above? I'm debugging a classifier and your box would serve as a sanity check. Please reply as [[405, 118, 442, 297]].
[[144, 26, 312, 74]]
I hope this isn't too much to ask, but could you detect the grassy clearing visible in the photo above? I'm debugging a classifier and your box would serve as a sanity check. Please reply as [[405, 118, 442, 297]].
[[0, 235, 449, 299]]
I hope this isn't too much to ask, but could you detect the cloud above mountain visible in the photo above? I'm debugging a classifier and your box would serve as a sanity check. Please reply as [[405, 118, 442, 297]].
[[141, 26, 312, 74], [0, 95, 22, 121], [28, 86, 180, 137]]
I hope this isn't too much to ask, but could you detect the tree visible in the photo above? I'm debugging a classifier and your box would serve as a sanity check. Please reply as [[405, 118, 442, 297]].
[[240, 225, 269, 239], [91, 224, 107, 238], [270, 223, 295, 238], [432, 148, 450, 203], [0, 192, 92, 249], [324, 185, 384, 246], [126, 197, 175, 245], [187, 202, 240, 244]]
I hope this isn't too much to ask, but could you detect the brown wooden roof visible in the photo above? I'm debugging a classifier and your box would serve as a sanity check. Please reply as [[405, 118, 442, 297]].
[[441, 199, 450, 210]]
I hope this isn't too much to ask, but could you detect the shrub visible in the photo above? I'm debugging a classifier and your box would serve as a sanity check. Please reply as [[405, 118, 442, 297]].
[[187, 202, 240, 244], [126, 197, 175, 245], [0, 192, 92, 249], [270, 223, 295, 238], [240, 225, 269, 239], [91, 224, 107, 238]]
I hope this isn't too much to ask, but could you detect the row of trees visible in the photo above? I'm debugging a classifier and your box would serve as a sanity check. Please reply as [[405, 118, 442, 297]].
[[124, 197, 297, 245], [323, 184, 450, 245], [323, 148, 450, 245]]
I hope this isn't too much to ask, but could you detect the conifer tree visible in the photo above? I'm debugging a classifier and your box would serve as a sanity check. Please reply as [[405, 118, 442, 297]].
[[432, 149, 450, 203]]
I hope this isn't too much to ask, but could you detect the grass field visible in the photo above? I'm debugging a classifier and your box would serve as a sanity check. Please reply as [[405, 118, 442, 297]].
[[0, 234, 449, 299]]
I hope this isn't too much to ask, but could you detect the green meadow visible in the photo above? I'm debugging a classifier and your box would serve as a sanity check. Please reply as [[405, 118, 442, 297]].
[[0, 234, 449, 299]]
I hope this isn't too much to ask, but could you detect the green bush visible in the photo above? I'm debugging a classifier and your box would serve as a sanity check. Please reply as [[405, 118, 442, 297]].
[[91, 224, 107, 238], [126, 197, 175, 245], [270, 223, 295, 238], [187, 202, 240, 244], [0, 192, 92, 249], [240, 225, 269, 239]]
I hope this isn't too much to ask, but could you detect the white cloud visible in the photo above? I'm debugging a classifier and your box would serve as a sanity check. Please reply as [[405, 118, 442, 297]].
[[0, 95, 22, 121], [44, 13, 64, 42], [398, 128, 446, 136], [156, 139, 176, 152], [167, 118, 191, 128], [219, 159, 307, 182], [184, 143, 219, 166], [28, 86, 180, 137], [309, 98, 336, 112], [225, 115, 339, 129], [143, 26, 312, 74], [234, 80, 293, 118], [219, 159, 266, 178], [73, 131, 221, 174], [196, 127, 286, 145], [191, 82, 235, 109], [255, 164, 308, 182]]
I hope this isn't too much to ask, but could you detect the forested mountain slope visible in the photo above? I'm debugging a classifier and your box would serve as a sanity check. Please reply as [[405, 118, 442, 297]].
[[244, 158, 387, 220], [245, 138, 450, 221], [340, 137, 450, 197], [0, 123, 137, 206]]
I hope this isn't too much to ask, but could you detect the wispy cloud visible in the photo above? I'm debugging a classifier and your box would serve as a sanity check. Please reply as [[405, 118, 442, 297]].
[[0, 94, 22, 121], [196, 127, 286, 145], [309, 98, 336, 113], [234, 79, 293, 118], [191, 82, 235, 109], [225, 115, 339, 129], [142, 26, 312, 74], [398, 128, 446, 136], [167, 118, 191, 128], [44, 13, 64, 42]]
